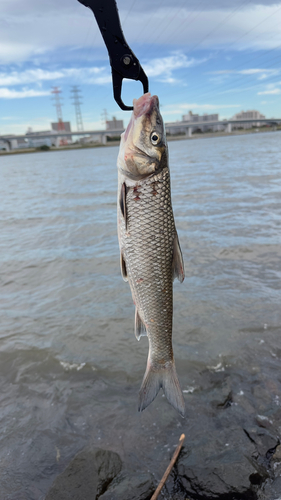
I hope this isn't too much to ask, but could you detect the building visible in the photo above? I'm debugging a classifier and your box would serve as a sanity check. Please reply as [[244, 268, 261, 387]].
[[51, 121, 71, 133], [231, 110, 266, 129], [26, 128, 53, 148], [106, 117, 124, 131], [182, 111, 219, 123], [51, 121, 72, 144], [165, 111, 223, 135]]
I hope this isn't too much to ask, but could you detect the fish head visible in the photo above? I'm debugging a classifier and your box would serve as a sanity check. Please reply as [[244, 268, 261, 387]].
[[117, 93, 167, 181]]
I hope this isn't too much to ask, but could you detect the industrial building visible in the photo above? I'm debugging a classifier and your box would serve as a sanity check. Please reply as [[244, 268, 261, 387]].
[[51, 121, 72, 144], [106, 117, 124, 131]]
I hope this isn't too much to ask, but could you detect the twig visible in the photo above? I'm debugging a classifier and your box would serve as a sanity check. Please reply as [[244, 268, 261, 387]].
[[150, 433, 185, 500]]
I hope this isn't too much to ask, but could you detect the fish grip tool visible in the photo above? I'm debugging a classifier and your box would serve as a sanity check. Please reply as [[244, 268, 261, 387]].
[[78, 0, 149, 110]]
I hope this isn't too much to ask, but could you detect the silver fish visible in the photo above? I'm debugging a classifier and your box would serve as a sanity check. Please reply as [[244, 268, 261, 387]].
[[117, 93, 185, 416]]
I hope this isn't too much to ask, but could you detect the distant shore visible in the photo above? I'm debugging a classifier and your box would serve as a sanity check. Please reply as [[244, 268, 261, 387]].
[[1, 126, 280, 156]]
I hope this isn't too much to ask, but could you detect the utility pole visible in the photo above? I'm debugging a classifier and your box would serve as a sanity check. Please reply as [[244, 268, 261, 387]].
[[70, 86, 84, 132]]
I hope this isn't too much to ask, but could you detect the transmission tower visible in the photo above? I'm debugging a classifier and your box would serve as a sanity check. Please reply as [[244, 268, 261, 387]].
[[51, 87, 65, 132], [101, 108, 109, 128], [70, 86, 84, 132]]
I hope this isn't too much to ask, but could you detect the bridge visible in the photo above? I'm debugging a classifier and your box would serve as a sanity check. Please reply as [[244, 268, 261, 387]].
[[0, 128, 125, 151], [1, 118, 280, 150], [165, 118, 281, 137]]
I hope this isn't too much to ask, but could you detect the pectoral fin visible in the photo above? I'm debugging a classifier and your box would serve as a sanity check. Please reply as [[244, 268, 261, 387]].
[[172, 233, 185, 283], [135, 308, 147, 341], [120, 251, 128, 282], [119, 182, 127, 229]]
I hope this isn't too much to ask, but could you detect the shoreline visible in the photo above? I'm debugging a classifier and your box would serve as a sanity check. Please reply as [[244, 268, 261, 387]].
[[1, 127, 280, 156]]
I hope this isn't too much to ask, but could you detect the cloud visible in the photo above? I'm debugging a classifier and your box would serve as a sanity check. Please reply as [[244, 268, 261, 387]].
[[0, 53, 203, 96], [142, 53, 206, 84], [210, 69, 280, 77], [0, 67, 109, 87], [0, 116, 54, 135], [258, 88, 281, 95], [208, 68, 281, 86], [162, 102, 241, 116], [0, 88, 50, 99], [1, 1, 281, 64]]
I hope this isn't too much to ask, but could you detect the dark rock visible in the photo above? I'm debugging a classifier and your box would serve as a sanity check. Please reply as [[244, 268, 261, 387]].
[[99, 472, 154, 500], [258, 476, 281, 499], [243, 427, 278, 457], [177, 428, 258, 499], [45, 448, 122, 500]]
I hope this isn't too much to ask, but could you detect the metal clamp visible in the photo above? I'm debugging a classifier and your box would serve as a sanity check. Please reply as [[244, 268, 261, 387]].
[[78, 0, 149, 110]]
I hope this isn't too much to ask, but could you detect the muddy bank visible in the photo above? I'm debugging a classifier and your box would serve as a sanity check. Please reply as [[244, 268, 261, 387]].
[[45, 360, 281, 500]]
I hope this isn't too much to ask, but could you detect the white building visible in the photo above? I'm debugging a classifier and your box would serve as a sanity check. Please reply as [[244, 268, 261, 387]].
[[231, 110, 266, 129], [26, 129, 53, 148], [165, 111, 223, 134], [182, 111, 219, 123]]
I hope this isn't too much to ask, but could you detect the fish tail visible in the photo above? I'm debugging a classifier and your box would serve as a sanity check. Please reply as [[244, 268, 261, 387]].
[[138, 358, 185, 417]]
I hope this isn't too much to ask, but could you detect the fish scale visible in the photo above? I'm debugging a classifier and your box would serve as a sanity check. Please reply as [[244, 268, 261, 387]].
[[120, 168, 175, 364]]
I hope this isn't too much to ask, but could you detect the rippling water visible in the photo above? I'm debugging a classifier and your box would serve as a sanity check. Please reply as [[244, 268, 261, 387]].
[[1, 132, 281, 498]]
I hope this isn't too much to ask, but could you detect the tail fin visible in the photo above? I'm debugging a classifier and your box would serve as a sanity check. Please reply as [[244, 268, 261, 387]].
[[138, 358, 185, 417]]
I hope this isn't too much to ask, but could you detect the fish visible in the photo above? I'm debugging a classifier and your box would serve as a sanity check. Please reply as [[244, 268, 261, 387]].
[[117, 92, 185, 417]]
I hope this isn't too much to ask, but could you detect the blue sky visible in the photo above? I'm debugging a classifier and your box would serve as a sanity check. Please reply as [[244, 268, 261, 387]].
[[1, 0, 281, 135]]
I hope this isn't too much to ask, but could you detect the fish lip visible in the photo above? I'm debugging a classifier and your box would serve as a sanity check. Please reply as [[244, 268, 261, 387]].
[[133, 93, 159, 118]]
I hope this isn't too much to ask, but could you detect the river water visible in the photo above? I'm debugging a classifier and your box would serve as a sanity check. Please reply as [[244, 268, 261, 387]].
[[1, 132, 281, 499]]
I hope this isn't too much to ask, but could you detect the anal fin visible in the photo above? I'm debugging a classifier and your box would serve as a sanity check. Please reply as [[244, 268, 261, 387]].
[[135, 308, 147, 341], [172, 232, 185, 283]]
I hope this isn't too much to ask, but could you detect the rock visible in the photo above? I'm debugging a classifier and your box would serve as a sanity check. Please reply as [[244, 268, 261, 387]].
[[243, 427, 278, 457], [45, 448, 122, 500], [176, 428, 258, 499], [258, 476, 281, 500], [273, 444, 281, 461], [99, 472, 154, 500]]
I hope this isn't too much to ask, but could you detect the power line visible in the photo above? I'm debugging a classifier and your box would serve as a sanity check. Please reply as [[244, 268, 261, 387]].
[[223, 4, 281, 52], [121, 0, 139, 28], [141, 0, 190, 55], [158, 4, 281, 105]]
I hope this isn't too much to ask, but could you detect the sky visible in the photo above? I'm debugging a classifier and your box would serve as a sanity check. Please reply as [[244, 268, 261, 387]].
[[1, 0, 281, 135]]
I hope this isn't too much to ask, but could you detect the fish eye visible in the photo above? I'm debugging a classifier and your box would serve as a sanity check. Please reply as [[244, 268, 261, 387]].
[[150, 132, 161, 145]]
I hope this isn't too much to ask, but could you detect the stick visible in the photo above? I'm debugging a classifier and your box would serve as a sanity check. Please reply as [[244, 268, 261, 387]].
[[150, 433, 185, 500]]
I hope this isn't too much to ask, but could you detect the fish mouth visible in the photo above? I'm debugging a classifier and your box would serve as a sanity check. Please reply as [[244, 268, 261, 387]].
[[133, 93, 159, 118]]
